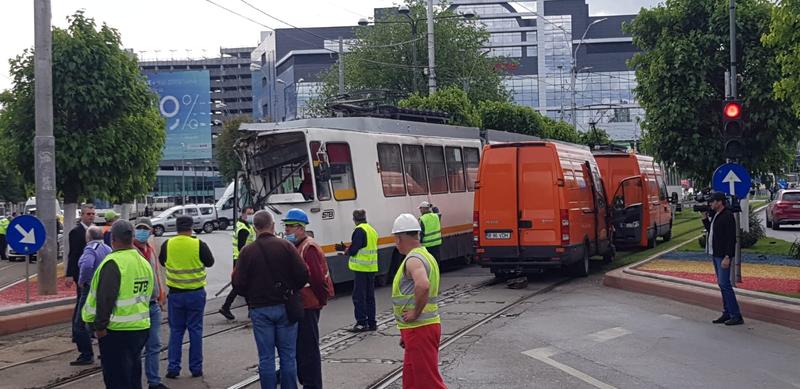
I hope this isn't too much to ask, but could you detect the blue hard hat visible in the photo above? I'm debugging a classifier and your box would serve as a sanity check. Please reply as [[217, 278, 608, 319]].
[[282, 208, 309, 225]]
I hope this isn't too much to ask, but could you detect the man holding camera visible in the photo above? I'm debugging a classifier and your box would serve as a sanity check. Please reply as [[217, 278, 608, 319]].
[[702, 192, 744, 326]]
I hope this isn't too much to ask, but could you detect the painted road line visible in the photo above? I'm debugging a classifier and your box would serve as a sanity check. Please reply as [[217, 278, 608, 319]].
[[522, 346, 617, 389], [659, 314, 682, 320], [586, 327, 631, 343]]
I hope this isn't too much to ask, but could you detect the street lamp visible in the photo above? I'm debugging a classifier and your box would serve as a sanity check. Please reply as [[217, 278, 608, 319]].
[[571, 18, 607, 130], [357, 6, 476, 94]]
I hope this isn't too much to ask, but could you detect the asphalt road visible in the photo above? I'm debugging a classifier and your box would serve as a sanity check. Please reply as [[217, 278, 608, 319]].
[[758, 208, 800, 243]]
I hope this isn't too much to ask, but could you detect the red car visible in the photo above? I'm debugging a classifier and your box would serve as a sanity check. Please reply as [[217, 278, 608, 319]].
[[766, 190, 800, 230]]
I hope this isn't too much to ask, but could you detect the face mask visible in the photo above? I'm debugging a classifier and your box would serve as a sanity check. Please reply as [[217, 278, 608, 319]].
[[247, 215, 255, 224], [285, 233, 296, 243], [135, 229, 150, 243]]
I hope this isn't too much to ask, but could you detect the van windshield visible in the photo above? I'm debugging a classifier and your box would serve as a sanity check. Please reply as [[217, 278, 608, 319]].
[[243, 131, 314, 206]]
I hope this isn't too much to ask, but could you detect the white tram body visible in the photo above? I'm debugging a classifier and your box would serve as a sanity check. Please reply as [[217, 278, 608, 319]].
[[237, 117, 534, 283]]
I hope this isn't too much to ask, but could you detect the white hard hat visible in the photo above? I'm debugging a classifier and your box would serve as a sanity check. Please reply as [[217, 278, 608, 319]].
[[392, 213, 421, 234], [418, 201, 432, 209]]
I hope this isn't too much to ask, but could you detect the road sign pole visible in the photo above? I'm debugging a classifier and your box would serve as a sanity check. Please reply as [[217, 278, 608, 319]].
[[25, 256, 30, 304], [733, 210, 741, 285]]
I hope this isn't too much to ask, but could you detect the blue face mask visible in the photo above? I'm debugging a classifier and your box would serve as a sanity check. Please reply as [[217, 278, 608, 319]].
[[285, 233, 296, 243], [247, 215, 255, 224], [135, 229, 150, 243]]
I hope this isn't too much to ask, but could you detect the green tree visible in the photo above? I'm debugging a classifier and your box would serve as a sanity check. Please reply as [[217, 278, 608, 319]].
[[214, 116, 249, 182], [627, 0, 799, 182], [763, 1, 800, 118], [478, 101, 546, 136], [0, 12, 165, 209], [578, 127, 611, 147], [311, 0, 508, 114], [399, 87, 481, 127]]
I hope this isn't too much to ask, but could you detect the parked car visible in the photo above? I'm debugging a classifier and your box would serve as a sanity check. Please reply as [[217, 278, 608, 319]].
[[766, 190, 800, 230], [150, 204, 218, 237]]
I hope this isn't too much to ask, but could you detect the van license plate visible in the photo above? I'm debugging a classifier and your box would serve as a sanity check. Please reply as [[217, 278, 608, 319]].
[[793, 205, 800, 209], [486, 232, 511, 240]]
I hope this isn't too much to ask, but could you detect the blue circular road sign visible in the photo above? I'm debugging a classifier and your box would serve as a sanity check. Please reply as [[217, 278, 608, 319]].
[[712, 163, 752, 199], [6, 215, 47, 254]]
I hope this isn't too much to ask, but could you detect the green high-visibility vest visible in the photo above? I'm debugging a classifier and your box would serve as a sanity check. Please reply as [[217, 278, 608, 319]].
[[392, 247, 440, 329], [232, 220, 256, 260], [0, 218, 8, 235], [82, 248, 153, 331], [420, 213, 442, 248], [349, 223, 378, 273], [165, 235, 206, 289]]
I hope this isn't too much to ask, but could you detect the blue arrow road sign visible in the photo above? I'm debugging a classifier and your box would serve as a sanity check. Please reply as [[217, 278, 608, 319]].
[[712, 163, 752, 199], [778, 178, 788, 190], [6, 215, 46, 254]]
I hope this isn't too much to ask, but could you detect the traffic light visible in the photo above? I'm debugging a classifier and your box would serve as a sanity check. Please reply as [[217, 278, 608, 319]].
[[721, 99, 744, 159]]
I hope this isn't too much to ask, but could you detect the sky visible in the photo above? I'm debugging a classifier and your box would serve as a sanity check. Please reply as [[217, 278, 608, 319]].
[[0, 0, 662, 91]]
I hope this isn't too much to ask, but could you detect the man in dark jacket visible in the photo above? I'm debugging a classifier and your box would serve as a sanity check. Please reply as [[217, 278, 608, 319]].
[[233, 210, 309, 389], [66, 204, 95, 357], [702, 192, 744, 326]]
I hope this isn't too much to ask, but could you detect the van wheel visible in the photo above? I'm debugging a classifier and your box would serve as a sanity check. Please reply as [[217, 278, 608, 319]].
[[662, 223, 673, 242], [569, 244, 590, 277], [203, 222, 215, 234], [218, 218, 229, 230], [602, 245, 615, 264], [647, 229, 657, 249], [153, 226, 165, 237]]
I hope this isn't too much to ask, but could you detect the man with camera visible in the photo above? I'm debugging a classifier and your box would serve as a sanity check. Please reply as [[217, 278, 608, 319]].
[[702, 192, 744, 326]]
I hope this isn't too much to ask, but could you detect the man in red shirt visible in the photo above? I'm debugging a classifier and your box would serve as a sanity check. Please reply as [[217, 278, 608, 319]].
[[283, 208, 333, 389]]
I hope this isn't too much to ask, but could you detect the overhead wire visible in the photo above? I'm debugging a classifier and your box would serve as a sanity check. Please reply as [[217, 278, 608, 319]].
[[204, 0, 275, 30]]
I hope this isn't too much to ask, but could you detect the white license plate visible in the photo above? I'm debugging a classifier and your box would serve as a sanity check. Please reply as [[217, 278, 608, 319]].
[[793, 205, 800, 209], [486, 232, 511, 240]]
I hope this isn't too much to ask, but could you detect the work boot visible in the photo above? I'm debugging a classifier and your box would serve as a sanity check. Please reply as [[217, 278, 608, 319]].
[[191, 371, 203, 378], [69, 357, 93, 366], [348, 324, 369, 333], [724, 316, 744, 326], [149, 384, 170, 389], [218, 307, 235, 320], [712, 314, 730, 324], [165, 371, 179, 379]]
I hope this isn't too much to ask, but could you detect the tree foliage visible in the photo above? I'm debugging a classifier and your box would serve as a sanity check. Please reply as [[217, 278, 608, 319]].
[[311, 0, 508, 114], [627, 0, 799, 182], [0, 12, 165, 203], [399, 87, 481, 127], [763, 1, 800, 118], [215, 116, 249, 183]]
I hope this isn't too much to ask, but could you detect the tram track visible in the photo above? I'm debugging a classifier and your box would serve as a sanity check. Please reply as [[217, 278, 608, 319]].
[[225, 277, 508, 389]]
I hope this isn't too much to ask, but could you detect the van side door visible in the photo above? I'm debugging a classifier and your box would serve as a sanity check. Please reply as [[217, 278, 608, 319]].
[[611, 176, 645, 245]]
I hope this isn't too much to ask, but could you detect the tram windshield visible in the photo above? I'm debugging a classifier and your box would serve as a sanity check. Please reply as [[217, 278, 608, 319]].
[[246, 131, 316, 205]]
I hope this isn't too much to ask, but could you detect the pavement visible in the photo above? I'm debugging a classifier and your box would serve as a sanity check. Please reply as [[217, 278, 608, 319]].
[[758, 207, 800, 242]]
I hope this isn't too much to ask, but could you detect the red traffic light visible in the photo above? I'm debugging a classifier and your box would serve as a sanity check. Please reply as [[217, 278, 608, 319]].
[[723, 101, 741, 119]]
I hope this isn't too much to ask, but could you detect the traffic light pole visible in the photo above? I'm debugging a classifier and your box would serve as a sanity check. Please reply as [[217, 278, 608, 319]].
[[728, 0, 737, 99], [728, 0, 742, 284]]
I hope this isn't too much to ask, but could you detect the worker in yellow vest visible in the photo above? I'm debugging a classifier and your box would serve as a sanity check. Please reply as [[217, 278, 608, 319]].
[[418, 201, 442, 263], [219, 206, 255, 320], [0, 216, 9, 261], [158, 216, 215, 379], [336, 209, 378, 333], [82, 220, 154, 388], [391, 213, 445, 389]]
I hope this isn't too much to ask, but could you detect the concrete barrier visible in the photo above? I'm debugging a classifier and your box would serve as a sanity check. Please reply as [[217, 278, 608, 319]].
[[0, 304, 73, 336]]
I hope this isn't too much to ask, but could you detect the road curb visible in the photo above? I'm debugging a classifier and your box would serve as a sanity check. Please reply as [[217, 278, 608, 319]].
[[0, 303, 73, 336]]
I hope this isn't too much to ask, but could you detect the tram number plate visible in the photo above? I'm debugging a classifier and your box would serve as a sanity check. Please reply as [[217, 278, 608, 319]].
[[322, 209, 335, 220], [485, 232, 511, 240]]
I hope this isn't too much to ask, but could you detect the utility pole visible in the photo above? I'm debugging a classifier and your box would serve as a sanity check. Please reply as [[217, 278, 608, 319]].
[[426, 0, 437, 94], [727, 0, 742, 284], [34, 0, 58, 295], [338, 37, 345, 95], [410, 22, 419, 94]]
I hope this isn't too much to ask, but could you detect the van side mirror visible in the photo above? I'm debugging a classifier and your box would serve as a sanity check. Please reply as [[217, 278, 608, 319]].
[[670, 192, 679, 204]]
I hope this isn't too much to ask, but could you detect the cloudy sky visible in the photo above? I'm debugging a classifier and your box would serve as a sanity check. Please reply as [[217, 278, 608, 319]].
[[0, 0, 662, 91]]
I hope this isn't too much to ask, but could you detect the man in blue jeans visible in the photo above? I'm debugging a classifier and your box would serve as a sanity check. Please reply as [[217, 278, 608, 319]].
[[702, 192, 744, 326], [159, 216, 215, 379], [73, 226, 111, 365], [233, 211, 309, 389]]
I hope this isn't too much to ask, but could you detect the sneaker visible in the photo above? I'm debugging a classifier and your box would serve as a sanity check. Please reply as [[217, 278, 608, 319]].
[[69, 357, 93, 366], [149, 384, 170, 389], [165, 371, 179, 379], [368, 325, 378, 331], [218, 307, 235, 320], [724, 317, 744, 326], [712, 314, 731, 324], [191, 371, 203, 378], [348, 324, 369, 333]]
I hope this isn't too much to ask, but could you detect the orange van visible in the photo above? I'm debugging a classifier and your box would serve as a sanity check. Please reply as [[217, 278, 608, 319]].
[[473, 141, 614, 277], [593, 150, 673, 248]]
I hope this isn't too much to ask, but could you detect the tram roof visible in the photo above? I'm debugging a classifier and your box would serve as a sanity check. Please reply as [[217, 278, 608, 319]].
[[239, 117, 540, 143]]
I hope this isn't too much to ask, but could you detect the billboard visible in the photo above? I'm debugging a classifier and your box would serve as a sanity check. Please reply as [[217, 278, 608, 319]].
[[146, 71, 212, 160]]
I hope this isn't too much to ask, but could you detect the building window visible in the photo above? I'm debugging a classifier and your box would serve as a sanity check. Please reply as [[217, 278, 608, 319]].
[[464, 147, 480, 191], [310, 142, 332, 201], [445, 147, 466, 193], [425, 145, 448, 194], [378, 143, 406, 197], [327, 143, 357, 201], [403, 145, 429, 195]]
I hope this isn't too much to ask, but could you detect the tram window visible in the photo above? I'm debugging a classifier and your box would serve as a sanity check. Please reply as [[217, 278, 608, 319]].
[[464, 147, 479, 191], [445, 147, 466, 193], [378, 143, 406, 197], [327, 143, 357, 201], [310, 142, 331, 201], [425, 145, 449, 194], [403, 145, 429, 195]]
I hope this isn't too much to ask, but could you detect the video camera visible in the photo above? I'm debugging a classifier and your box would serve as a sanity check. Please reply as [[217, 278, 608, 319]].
[[691, 189, 715, 218]]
